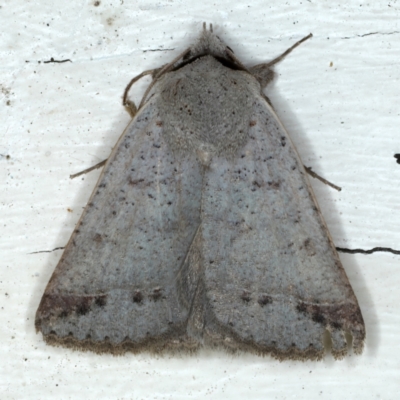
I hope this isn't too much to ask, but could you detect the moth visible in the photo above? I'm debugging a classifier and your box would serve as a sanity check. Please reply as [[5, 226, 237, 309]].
[[36, 23, 365, 360]]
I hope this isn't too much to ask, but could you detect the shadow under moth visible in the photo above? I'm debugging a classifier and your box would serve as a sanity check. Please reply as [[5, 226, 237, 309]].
[[35, 23, 365, 360]]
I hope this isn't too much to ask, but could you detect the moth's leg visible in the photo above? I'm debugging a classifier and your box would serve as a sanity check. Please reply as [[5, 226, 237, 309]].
[[122, 69, 156, 117], [71, 68, 166, 179], [304, 167, 342, 191], [138, 47, 191, 109], [250, 33, 313, 89], [69, 159, 107, 179], [249, 33, 339, 191], [124, 99, 138, 119]]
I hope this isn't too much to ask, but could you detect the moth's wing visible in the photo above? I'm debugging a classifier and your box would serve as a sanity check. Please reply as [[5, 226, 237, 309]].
[[35, 100, 203, 353], [200, 98, 365, 360]]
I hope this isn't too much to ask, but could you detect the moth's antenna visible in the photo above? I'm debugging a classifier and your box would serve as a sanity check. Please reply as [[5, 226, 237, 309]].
[[266, 33, 313, 67]]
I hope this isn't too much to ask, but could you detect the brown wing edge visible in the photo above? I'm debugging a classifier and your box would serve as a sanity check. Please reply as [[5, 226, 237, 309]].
[[200, 301, 365, 361]]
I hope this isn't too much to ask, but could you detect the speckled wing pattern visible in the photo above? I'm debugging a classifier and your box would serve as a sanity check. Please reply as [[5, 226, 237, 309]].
[[35, 101, 205, 353], [200, 98, 365, 360], [36, 26, 365, 360]]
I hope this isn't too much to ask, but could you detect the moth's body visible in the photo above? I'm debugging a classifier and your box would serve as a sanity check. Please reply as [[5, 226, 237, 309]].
[[36, 26, 365, 360]]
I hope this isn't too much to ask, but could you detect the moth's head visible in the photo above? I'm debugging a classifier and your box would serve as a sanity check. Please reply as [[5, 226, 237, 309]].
[[188, 23, 234, 62]]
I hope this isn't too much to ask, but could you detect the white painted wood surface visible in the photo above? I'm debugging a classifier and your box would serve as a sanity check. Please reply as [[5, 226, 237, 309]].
[[1, 1, 399, 398]]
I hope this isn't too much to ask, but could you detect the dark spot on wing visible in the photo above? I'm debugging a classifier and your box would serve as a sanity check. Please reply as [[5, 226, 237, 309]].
[[95, 295, 107, 307], [133, 291, 143, 303], [312, 312, 326, 324], [296, 302, 307, 313], [301, 238, 316, 256], [128, 178, 145, 186], [93, 233, 102, 243], [258, 295, 273, 306], [76, 301, 91, 315], [267, 181, 280, 190], [332, 321, 342, 330], [296, 301, 364, 332], [241, 290, 251, 302], [150, 287, 162, 301]]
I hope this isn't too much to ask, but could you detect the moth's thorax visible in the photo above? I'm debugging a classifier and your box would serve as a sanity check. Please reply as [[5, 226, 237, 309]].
[[157, 56, 260, 161]]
